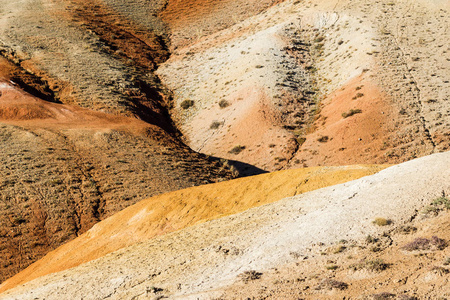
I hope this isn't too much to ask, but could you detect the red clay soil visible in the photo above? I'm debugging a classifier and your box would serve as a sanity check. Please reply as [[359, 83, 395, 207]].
[[289, 74, 397, 167], [0, 57, 166, 135], [160, 0, 283, 49]]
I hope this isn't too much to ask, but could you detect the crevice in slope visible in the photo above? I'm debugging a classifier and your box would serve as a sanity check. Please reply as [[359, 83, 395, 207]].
[[65, 0, 184, 136], [376, 29, 436, 155], [389, 35, 437, 151], [0, 50, 62, 104], [277, 19, 324, 167]]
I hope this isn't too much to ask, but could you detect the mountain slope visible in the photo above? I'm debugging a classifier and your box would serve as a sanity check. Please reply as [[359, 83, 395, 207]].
[[0, 164, 385, 293], [158, 0, 449, 170], [0, 73, 234, 282], [0, 152, 448, 299], [0, 0, 448, 290]]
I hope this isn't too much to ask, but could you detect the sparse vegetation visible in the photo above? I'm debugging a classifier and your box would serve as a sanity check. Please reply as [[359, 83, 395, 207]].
[[432, 196, 450, 208], [342, 109, 362, 118], [371, 292, 396, 300], [333, 245, 346, 254], [397, 296, 418, 300], [326, 264, 339, 270], [314, 36, 325, 43], [210, 121, 223, 129], [366, 235, 377, 243], [147, 286, 163, 294], [430, 266, 449, 275], [180, 99, 194, 109], [317, 136, 329, 143], [443, 257, 450, 265], [296, 137, 306, 146], [422, 196, 450, 215], [316, 278, 348, 290], [219, 99, 230, 108]]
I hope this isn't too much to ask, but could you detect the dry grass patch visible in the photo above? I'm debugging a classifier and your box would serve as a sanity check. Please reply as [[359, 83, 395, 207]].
[[180, 99, 194, 109], [350, 259, 390, 272], [315, 278, 348, 290]]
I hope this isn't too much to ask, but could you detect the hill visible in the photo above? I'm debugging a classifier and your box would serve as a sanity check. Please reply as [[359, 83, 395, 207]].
[[0, 0, 448, 294], [0, 152, 448, 299]]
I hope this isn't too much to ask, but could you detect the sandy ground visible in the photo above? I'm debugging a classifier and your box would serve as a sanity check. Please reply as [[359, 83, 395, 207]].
[[219, 210, 450, 299], [1, 151, 448, 299]]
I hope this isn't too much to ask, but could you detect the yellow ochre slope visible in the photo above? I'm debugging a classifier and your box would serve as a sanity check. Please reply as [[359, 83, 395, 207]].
[[0, 164, 387, 293]]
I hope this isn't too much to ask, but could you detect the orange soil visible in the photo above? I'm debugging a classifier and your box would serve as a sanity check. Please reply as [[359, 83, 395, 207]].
[[0, 79, 171, 140], [293, 74, 395, 167], [0, 164, 388, 293], [188, 86, 296, 171]]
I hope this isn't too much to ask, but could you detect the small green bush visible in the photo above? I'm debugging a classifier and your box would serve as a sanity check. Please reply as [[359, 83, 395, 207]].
[[432, 196, 450, 209], [422, 196, 450, 215]]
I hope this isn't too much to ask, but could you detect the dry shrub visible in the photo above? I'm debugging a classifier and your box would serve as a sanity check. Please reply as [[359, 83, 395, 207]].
[[350, 259, 389, 272], [401, 236, 447, 251], [239, 270, 262, 283], [316, 278, 348, 290]]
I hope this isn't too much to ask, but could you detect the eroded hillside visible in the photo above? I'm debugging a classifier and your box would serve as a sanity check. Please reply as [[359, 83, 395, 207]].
[[1, 152, 448, 299], [0, 73, 234, 282], [0, 0, 236, 282], [158, 0, 449, 170], [0, 0, 448, 293], [0, 164, 385, 293]]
